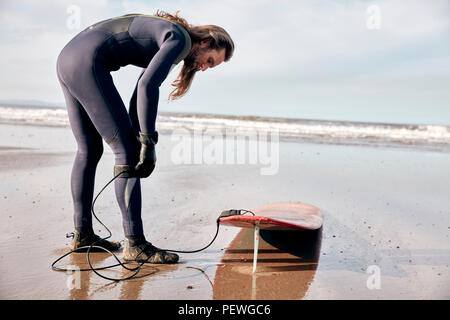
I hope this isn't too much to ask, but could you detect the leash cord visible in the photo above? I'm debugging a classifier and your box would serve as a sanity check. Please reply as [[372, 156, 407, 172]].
[[51, 172, 254, 282]]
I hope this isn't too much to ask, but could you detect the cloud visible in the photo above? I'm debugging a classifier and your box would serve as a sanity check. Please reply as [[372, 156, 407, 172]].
[[0, 0, 448, 124]]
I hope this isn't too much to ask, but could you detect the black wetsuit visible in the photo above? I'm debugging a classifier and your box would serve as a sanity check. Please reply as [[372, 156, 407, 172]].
[[56, 14, 191, 237]]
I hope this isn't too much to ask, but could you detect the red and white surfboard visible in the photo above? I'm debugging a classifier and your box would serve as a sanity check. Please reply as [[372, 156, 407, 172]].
[[219, 201, 323, 231]]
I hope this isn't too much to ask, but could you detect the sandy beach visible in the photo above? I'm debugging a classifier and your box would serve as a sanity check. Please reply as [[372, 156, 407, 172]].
[[0, 122, 449, 300]]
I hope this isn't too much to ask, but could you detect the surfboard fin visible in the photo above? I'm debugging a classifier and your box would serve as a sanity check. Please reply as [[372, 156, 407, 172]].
[[219, 209, 260, 273], [253, 224, 260, 273]]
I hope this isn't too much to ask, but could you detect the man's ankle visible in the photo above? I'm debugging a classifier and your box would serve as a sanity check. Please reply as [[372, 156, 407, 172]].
[[75, 226, 94, 237], [125, 234, 146, 247]]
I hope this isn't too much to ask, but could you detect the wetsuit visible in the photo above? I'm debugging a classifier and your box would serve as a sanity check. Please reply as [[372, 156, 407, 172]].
[[56, 14, 192, 237]]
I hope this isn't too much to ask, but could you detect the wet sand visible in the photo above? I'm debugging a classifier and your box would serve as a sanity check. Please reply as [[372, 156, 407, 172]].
[[0, 123, 449, 299]]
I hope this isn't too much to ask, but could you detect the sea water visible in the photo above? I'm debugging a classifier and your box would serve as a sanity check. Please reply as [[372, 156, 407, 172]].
[[1, 103, 449, 152]]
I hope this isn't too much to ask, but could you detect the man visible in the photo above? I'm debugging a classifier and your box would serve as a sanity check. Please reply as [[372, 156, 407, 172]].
[[56, 11, 234, 263]]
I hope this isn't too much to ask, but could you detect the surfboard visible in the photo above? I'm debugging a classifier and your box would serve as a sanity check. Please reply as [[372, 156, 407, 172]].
[[219, 202, 323, 273], [219, 201, 323, 231]]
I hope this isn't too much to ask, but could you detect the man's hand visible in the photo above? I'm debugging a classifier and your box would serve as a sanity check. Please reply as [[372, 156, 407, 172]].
[[134, 131, 158, 178]]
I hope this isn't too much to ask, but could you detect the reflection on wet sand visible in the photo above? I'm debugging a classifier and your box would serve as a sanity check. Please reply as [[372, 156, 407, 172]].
[[118, 263, 158, 300], [63, 250, 166, 299], [213, 227, 322, 299], [67, 251, 112, 300]]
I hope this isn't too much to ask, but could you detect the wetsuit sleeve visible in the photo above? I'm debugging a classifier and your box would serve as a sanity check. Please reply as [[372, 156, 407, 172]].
[[136, 34, 186, 135], [128, 69, 145, 135]]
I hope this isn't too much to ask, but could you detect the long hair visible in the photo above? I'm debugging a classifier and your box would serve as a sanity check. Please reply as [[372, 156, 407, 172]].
[[155, 10, 235, 100]]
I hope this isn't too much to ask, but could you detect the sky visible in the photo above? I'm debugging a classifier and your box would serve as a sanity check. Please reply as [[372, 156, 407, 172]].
[[0, 0, 449, 125]]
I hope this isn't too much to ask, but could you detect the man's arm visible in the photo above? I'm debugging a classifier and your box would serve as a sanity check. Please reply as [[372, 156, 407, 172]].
[[136, 32, 186, 135]]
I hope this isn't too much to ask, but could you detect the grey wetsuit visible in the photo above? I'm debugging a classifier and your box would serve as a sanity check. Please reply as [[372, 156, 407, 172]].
[[56, 14, 191, 236]]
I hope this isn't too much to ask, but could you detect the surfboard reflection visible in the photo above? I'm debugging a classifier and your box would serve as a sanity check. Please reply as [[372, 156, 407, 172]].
[[213, 227, 322, 299]]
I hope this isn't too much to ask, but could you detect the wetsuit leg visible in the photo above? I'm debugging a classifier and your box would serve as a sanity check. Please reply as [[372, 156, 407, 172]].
[[58, 79, 102, 231], [57, 41, 145, 237]]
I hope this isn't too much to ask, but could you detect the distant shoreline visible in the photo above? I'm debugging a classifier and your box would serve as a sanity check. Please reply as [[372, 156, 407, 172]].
[[1, 103, 450, 153], [1, 101, 449, 128]]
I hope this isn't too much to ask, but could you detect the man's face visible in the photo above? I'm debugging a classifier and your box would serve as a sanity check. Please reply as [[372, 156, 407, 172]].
[[191, 41, 226, 72]]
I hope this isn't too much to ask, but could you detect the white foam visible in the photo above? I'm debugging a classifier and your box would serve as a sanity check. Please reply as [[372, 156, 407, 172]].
[[0, 106, 69, 126], [1, 105, 449, 148]]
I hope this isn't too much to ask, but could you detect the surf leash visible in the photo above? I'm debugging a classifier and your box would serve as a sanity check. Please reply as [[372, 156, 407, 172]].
[[51, 172, 255, 282]]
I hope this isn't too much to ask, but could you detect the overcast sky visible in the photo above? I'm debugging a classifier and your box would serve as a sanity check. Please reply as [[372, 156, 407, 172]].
[[0, 0, 449, 125]]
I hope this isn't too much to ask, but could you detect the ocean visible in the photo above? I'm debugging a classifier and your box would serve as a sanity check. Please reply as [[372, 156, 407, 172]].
[[1, 103, 449, 152]]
